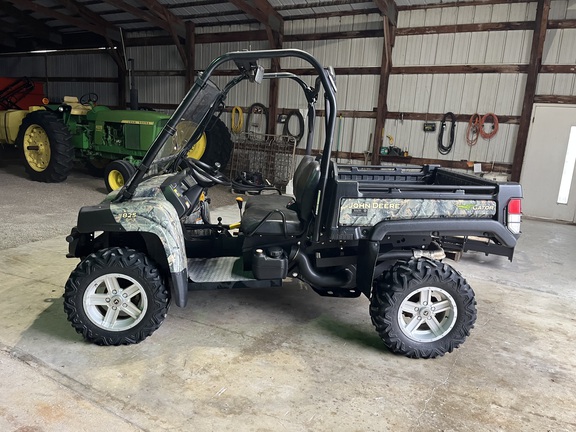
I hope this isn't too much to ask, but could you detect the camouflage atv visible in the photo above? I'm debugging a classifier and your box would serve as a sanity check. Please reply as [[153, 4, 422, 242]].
[[64, 49, 522, 358]]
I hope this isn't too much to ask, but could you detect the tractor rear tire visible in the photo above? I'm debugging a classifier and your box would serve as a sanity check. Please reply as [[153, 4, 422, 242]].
[[198, 116, 233, 170], [105, 160, 137, 192], [16, 110, 74, 182]]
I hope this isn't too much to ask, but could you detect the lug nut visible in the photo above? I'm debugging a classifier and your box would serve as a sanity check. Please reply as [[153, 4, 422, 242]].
[[123, 293, 127, 298], [112, 290, 117, 294], [112, 306, 117, 310], [105, 298, 110, 303], [122, 303, 127, 308]]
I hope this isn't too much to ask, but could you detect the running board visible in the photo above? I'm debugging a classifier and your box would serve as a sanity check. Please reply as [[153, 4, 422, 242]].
[[187, 257, 282, 290]]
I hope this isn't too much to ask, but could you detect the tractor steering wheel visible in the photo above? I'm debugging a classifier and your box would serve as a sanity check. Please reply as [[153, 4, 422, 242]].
[[80, 92, 99, 105], [185, 158, 230, 187]]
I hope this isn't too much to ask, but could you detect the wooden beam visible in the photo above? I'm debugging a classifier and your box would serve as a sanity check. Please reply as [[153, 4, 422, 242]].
[[185, 21, 195, 90], [101, 0, 184, 38], [371, 16, 394, 165], [372, 0, 398, 26], [136, 0, 188, 65], [511, 0, 551, 183], [266, 28, 283, 135], [549, 19, 576, 29], [0, 2, 62, 45], [534, 95, 576, 105], [540, 65, 576, 73], [53, 0, 124, 67], [387, 112, 521, 125], [396, 21, 534, 36], [127, 29, 382, 45], [392, 64, 529, 74], [398, 0, 531, 11], [7, 0, 121, 41], [227, 0, 284, 33]]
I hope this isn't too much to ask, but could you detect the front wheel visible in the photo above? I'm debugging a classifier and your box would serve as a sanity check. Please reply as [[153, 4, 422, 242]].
[[63, 247, 170, 345], [370, 258, 477, 359], [104, 159, 137, 192]]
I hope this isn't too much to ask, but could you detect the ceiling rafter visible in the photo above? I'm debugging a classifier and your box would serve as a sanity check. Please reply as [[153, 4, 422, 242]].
[[227, 0, 284, 34], [372, 0, 397, 26], [103, 0, 186, 39], [0, 1, 62, 45], [135, 0, 188, 66], [6, 0, 121, 42], [53, 0, 126, 67]]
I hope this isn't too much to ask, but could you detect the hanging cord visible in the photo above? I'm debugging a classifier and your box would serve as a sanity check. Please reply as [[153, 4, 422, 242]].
[[231, 106, 243, 133], [479, 112, 499, 140], [283, 109, 305, 145], [438, 112, 457, 155], [466, 113, 481, 146], [245, 102, 269, 135]]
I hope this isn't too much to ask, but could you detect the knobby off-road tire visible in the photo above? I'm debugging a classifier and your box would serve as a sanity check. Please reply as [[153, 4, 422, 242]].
[[198, 116, 233, 170], [64, 247, 170, 346], [16, 110, 74, 182], [370, 258, 477, 359]]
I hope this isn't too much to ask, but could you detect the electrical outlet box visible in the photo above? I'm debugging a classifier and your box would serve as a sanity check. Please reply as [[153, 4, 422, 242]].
[[424, 122, 436, 132]]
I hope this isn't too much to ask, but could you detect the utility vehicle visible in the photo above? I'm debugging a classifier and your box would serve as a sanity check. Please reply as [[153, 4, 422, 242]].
[[64, 49, 523, 358]]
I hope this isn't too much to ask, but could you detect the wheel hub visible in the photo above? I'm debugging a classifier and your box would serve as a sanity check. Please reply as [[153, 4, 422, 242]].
[[398, 286, 458, 343], [23, 125, 51, 172]]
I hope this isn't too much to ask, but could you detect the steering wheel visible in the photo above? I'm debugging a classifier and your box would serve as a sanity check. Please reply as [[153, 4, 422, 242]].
[[185, 158, 230, 187], [80, 92, 99, 105]]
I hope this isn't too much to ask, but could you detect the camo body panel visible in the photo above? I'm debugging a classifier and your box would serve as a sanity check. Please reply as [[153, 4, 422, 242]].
[[339, 198, 497, 227], [109, 174, 187, 274]]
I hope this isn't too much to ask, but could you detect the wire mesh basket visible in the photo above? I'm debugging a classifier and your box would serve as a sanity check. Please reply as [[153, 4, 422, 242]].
[[228, 132, 297, 192]]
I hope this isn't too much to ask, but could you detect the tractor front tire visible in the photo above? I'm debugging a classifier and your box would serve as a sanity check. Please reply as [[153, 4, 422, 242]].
[[16, 110, 74, 182], [370, 258, 477, 359], [63, 247, 170, 346], [104, 159, 137, 192]]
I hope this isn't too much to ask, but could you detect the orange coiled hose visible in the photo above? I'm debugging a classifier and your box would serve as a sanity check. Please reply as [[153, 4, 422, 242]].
[[479, 112, 499, 140], [466, 113, 481, 146]]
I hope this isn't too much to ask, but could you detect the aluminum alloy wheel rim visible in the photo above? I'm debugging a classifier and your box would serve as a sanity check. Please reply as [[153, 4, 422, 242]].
[[83, 273, 148, 331], [397, 287, 457, 343]]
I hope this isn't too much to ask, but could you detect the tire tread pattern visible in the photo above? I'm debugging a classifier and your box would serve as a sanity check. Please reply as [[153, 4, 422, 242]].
[[63, 247, 170, 346], [370, 258, 477, 359]]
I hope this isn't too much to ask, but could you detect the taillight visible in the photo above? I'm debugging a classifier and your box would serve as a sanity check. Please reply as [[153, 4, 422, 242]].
[[507, 198, 522, 234]]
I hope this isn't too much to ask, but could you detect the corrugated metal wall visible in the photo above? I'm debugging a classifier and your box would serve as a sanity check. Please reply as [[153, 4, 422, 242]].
[[388, 3, 535, 165], [0, 51, 118, 106], [1, 1, 575, 167]]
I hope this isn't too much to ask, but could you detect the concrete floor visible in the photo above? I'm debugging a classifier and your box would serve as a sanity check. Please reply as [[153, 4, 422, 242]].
[[1, 153, 576, 432]]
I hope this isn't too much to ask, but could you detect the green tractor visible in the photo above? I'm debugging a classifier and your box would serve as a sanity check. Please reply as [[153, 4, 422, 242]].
[[0, 93, 233, 191]]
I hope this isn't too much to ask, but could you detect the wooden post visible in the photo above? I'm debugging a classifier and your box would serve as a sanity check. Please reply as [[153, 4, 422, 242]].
[[185, 21, 195, 90], [511, 0, 551, 182], [371, 17, 394, 165], [267, 28, 282, 135]]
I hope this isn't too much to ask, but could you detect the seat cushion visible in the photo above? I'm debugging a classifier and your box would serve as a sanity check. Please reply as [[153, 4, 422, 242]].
[[244, 194, 294, 210], [240, 205, 302, 236]]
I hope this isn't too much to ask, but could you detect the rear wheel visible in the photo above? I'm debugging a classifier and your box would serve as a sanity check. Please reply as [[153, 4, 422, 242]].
[[63, 247, 170, 346], [370, 258, 477, 359], [104, 159, 137, 192], [193, 116, 233, 170], [16, 110, 74, 182]]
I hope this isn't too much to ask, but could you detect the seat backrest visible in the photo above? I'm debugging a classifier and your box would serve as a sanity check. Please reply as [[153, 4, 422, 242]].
[[294, 156, 321, 220]]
